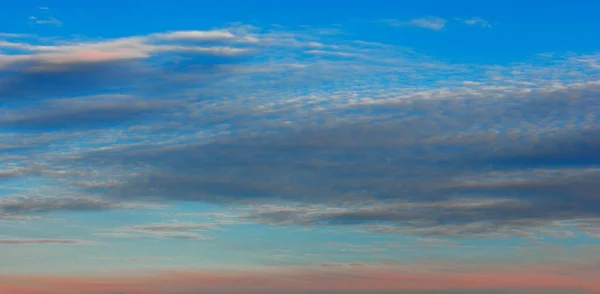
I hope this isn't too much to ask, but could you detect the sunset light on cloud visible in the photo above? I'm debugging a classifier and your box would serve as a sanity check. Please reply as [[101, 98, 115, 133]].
[[1, 1, 600, 294]]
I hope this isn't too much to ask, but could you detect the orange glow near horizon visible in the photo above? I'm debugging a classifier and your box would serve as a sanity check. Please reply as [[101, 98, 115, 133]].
[[1, 264, 598, 294]]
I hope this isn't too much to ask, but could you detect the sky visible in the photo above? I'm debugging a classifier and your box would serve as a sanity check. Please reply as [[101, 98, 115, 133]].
[[1, 1, 600, 293]]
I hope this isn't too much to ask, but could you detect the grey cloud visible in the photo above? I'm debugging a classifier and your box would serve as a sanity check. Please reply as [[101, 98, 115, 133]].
[[0, 95, 177, 131], [0, 195, 158, 219], [99, 221, 218, 240], [70, 82, 600, 238], [0, 29, 261, 189], [341, 248, 386, 253], [88, 256, 173, 262], [0, 29, 254, 104], [0, 61, 142, 101], [122, 222, 217, 232], [0, 168, 38, 180], [5, 26, 599, 238], [243, 201, 555, 238]]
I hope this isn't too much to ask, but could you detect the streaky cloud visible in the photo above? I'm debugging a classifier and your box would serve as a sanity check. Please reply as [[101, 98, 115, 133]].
[[0, 239, 91, 245]]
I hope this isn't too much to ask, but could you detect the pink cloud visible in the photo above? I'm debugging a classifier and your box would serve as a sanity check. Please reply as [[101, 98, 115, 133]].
[[0, 29, 250, 71]]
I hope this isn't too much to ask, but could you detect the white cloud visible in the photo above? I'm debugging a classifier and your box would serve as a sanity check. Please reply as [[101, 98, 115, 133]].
[[0, 33, 29, 38], [384, 16, 447, 31], [457, 17, 493, 28], [34, 17, 62, 27], [29, 6, 62, 28], [305, 49, 360, 57], [410, 16, 447, 30], [153, 30, 235, 41], [386, 16, 492, 30]]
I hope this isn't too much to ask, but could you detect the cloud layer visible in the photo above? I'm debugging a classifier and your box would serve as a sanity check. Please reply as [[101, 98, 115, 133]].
[[2, 23, 600, 242], [76, 81, 600, 238]]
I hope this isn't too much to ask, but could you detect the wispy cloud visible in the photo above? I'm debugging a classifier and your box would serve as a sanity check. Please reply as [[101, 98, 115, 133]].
[[0, 239, 92, 245], [410, 16, 447, 30], [27, 6, 62, 27], [0, 94, 175, 131], [31, 16, 63, 27], [385, 16, 493, 30], [0, 195, 159, 218], [153, 30, 235, 41], [384, 16, 447, 30], [0, 33, 31, 38], [341, 248, 386, 253], [456, 17, 493, 28], [0, 29, 248, 71], [88, 256, 173, 262], [98, 221, 218, 240]]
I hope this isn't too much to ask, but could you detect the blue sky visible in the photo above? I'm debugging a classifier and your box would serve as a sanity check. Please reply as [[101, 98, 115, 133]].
[[5, 0, 600, 61], [1, 1, 600, 294]]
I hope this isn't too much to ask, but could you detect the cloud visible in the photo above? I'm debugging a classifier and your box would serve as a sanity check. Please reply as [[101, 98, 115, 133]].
[[385, 17, 447, 30], [387, 17, 492, 30], [457, 17, 492, 28], [28, 6, 62, 27], [153, 30, 235, 41], [122, 222, 217, 232], [0, 60, 140, 100], [0, 195, 159, 220], [341, 248, 386, 253], [0, 27, 261, 139], [70, 77, 600, 238], [387, 239, 476, 249], [0, 94, 175, 131], [98, 221, 218, 240], [242, 200, 548, 238], [0, 33, 31, 38], [125, 256, 173, 262], [32, 16, 63, 27], [0, 30, 248, 70], [88, 256, 173, 262], [411, 16, 447, 30], [0, 28, 253, 103], [0, 239, 92, 245], [3, 24, 600, 239], [305, 49, 361, 58], [0, 168, 36, 180]]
